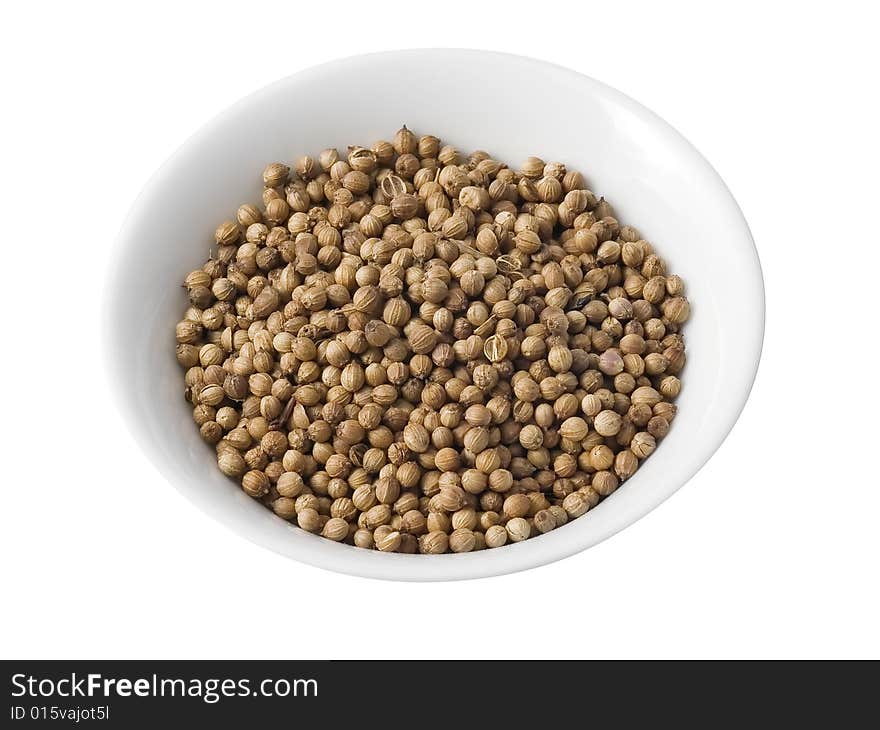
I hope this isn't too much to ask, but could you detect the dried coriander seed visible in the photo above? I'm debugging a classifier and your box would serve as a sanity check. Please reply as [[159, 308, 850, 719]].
[[175, 126, 688, 555]]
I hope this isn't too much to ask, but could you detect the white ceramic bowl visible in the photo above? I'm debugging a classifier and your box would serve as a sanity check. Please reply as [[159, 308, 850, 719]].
[[105, 49, 764, 581]]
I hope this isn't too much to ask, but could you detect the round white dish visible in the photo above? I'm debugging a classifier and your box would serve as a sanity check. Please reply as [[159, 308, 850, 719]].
[[105, 49, 764, 581]]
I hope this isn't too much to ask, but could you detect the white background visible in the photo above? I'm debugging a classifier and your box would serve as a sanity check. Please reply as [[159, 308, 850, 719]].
[[2, 0, 878, 659]]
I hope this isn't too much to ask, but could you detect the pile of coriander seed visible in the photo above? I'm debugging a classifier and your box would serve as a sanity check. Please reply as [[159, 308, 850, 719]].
[[175, 126, 689, 554]]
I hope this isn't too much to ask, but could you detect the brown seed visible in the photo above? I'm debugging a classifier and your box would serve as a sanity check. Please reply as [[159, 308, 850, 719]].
[[449, 528, 476, 553], [630, 432, 656, 458], [505, 517, 530, 542], [662, 297, 691, 324], [562, 492, 589, 518], [252, 287, 281, 319], [534, 509, 557, 534], [273, 497, 297, 520], [594, 410, 623, 437], [242, 470, 269, 497], [503, 493, 531, 519], [376, 530, 402, 552], [321, 517, 349, 541], [218, 450, 246, 477], [297, 508, 322, 533], [559, 417, 589, 441], [403, 423, 430, 453], [391, 193, 419, 219], [419, 531, 449, 554], [484, 525, 508, 548]]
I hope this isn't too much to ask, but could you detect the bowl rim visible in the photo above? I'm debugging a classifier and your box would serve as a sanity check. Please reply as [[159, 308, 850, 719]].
[[104, 48, 765, 581]]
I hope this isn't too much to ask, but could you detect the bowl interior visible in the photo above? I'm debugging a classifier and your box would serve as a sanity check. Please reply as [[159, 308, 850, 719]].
[[106, 50, 763, 580]]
